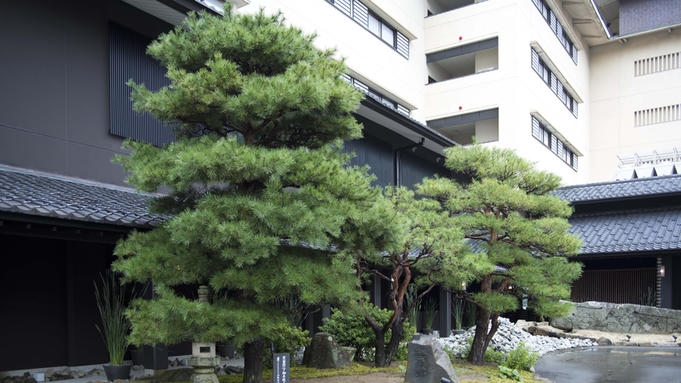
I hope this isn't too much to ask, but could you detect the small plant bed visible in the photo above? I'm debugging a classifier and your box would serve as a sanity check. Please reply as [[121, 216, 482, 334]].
[[450, 360, 545, 383]]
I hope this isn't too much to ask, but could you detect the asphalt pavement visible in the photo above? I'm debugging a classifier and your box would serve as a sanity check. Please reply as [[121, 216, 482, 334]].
[[535, 346, 681, 383]]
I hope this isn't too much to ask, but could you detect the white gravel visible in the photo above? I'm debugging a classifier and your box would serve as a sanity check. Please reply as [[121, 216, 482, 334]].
[[436, 317, 596, 358]]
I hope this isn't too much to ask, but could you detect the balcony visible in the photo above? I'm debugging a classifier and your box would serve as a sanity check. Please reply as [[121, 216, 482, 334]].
[[427, 0, 482, 16], [427, 108, 499, 145], [427, 37, 498, 83]]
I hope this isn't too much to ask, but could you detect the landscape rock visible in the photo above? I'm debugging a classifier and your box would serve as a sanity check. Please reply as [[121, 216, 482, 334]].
[[303, 332, 355, 369], [437, 317, 596, 358], [597, 337, 613, 346], [405, 338, 457, 383], [550, 301, 681, 333]]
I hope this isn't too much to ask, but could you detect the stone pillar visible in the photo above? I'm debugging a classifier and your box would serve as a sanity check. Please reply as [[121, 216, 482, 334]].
[[438, 289, 451, 338], [188, 286, 220, 383]]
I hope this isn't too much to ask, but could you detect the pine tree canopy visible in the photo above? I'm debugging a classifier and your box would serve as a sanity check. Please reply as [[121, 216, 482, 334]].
[[112, 5, 401, 350], [128, 5, 362, 148], [418, 144, 582, 318]]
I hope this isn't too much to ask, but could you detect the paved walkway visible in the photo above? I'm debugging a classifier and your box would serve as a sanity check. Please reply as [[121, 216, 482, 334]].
[[535, 346, 681, 383]]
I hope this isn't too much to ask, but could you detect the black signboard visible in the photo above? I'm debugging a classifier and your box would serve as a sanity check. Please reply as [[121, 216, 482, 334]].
[[273, 353, 290, 383]]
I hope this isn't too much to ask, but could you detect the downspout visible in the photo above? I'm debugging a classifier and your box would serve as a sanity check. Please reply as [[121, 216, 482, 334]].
[[393, 137, 425, 187]]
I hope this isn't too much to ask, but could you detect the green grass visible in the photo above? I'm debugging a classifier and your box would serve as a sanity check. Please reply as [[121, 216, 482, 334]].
[[217, 362, 404, 383], [209, 361, 546, 383]]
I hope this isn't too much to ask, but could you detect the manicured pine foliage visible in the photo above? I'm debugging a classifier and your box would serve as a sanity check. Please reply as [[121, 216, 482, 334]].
[[354, 187, 465, 367], [418, 145, 582, 365], [112, 6, 399, 383]]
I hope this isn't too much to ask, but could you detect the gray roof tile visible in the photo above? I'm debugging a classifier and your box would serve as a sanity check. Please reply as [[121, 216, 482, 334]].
[[0, 165, 166, 228], [569, 207, 681, 255], [555, 174, 681, 202]]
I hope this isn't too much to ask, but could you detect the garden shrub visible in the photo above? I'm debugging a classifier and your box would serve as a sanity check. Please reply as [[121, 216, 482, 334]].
[[261, 323, 310, 366], [319, 303, 414, 361], [502, 342, 538, 372]]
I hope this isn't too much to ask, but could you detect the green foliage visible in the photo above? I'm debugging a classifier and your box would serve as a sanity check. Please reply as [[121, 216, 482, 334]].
[[498, 366, 524, 382], [94, 271, 145, 365], [261, 323, 309, 366], [446, 339, 506, 364], [319, 304, 413, 361], [112, 8, 403, 383], [502, 342, 538, 372], [464, 301, 477, 328], [417, 144, 583, 363], [484, 348, 507, 365], [405, 285, 421, 332], [422, 297, 438, 330], [452, 298, 465, 330]]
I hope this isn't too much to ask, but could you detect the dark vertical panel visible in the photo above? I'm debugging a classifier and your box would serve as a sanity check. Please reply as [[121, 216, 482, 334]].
[[67, 242, 111, 366], [343, 136, 394, 187], [109, 22, 174, 146], [399, 151, 449, 189], [0, 236, 69, 370], [571, 268, 656, 304]]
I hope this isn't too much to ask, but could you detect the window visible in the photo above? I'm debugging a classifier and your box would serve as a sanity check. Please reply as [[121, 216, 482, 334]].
[[340, 74, 410, 116], [531, 116, 578, 170], [531, 0, 578, 64], [327, 0, 409, 58], [531, 48, 579, 118]]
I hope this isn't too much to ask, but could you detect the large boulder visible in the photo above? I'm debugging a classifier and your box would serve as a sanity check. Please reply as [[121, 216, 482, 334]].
[[303, 332, 355, 369], [551, 301, 681, 333], [405, 338, 457, 383]]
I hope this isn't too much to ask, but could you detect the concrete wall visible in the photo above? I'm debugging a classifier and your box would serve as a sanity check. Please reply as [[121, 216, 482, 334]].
[[423, 0, 590, 185], [589, 29, 681, 182], [243, 0, 428, 123]]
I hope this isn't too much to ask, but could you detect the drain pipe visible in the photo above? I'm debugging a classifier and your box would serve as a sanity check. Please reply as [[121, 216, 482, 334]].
[[393, 137, 425, 187]]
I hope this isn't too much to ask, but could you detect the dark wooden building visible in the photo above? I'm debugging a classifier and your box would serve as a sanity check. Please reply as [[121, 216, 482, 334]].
[[556, 175, 681, 310]]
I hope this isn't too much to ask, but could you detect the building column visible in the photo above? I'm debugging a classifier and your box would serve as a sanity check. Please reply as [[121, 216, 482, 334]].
[[660, 256, 673, 309], [372, 274, 382, 309], [438, 289, 451, 338]]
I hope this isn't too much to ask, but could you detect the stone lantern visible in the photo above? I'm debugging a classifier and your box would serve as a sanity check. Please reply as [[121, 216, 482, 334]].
[[188, 285, 220, 383]]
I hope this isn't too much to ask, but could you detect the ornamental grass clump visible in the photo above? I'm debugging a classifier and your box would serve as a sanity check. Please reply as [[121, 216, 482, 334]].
[[94, 271, 143, 365]]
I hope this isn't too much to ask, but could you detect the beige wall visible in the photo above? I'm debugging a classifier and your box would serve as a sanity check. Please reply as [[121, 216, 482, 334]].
[[424, 0, 591, 185], [589, 29, 681, 182], [241, 0, 428, 122]]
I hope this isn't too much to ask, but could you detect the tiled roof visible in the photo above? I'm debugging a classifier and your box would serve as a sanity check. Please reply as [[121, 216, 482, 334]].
[[0, 165, 166, 228], [555, 174, 681, 203], [569, 207, 681, 255]]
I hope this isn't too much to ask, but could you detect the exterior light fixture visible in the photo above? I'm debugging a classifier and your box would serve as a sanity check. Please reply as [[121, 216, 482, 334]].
[[659, 266, 666, 277]]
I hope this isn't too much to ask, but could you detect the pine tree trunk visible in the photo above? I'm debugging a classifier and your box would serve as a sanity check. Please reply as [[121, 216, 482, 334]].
[[242, 338, 264, 383], [382, 319, 405, 366], [373, 328, 387, 367], [468, 307, 491, 365]]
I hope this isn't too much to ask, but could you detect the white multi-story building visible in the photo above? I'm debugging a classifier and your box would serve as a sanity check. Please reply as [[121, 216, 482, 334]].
[[241, 0, 681, 185]]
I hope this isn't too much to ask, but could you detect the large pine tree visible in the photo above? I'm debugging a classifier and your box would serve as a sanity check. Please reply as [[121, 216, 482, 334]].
[[418, 145, 582, 365], [112, 6, 398, 382]]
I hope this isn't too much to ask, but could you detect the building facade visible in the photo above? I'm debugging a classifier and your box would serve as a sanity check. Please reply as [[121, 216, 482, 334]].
[[1, 0, 680, 373]]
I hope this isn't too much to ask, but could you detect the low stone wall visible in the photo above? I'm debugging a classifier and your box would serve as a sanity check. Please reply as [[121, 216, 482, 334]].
[[551, 301, 681, 333]]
